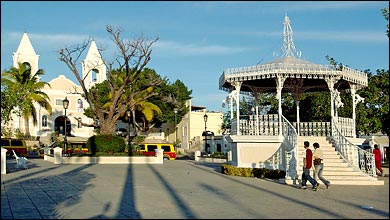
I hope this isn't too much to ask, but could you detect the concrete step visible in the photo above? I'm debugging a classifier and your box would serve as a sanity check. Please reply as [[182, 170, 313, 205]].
[[322, 175, 376, 180], [299, 162, 349, 167], [286, 176, 384, 185], [298, 167, 357, 173], [326, 181, 384, 185], [298, 172, 363, 177], [321, 171, 362, 176], [314, 179, 384, 186]]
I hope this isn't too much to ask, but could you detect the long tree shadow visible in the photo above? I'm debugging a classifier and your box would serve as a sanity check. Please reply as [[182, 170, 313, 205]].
[[110, 163, 142, 219], [1, 159, 97, 219]]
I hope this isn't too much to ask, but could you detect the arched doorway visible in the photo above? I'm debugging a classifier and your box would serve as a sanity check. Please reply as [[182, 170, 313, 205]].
[[216, 143, 222, 152], [54, 116, 71, 136]]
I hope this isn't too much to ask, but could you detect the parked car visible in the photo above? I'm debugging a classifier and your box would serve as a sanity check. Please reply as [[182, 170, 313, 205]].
[[115, 128, 128, 137], [0, 138, 28, 157], [138, 143, 177, 160]]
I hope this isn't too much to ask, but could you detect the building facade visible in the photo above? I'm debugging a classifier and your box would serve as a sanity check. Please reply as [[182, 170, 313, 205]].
[[162, 99, 224, 151], [4, 33, 106, 143]]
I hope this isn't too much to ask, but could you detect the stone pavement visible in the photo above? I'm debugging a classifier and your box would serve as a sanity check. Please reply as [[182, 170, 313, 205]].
[[1, 158, 389, 219]]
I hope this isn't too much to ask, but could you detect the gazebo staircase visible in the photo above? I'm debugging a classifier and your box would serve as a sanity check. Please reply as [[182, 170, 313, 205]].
[[297, 136, 384, 185]]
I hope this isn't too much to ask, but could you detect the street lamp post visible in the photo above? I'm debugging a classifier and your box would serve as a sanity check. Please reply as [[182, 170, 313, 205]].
[[203, 112, 208, 153], [127, 110, 131, 147], [174, 108, 178, 146], [63, 97, 69, 156]]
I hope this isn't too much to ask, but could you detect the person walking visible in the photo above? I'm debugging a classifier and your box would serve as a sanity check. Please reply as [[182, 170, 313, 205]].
[[301, 141, 319, 190], [373, 144, 383, 176], [312, 142, 331, 189]]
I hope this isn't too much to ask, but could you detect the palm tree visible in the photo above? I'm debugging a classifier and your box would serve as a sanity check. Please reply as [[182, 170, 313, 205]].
[[102, 74, 162, 135], [1, 62, 52, 137], [130, 93, 162, 133]]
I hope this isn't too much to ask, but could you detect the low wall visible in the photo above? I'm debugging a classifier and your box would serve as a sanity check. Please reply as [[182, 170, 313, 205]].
[[45, 155, 163, 164], [45, 147, 164, 164], [225, 135, 283, 168], [194, 151, 227, 163], [196, 157, 227, 163]]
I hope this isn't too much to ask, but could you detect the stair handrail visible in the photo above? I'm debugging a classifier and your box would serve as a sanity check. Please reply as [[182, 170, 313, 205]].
[[330, 118, 376, 177], [281, 115, 299, 180], [280, 115, 298, 149], [263, 115, 298, 180]]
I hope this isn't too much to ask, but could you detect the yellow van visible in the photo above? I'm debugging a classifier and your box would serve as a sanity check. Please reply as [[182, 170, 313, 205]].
[[138, 143, 176, 160], [0, 138, 28, 157]]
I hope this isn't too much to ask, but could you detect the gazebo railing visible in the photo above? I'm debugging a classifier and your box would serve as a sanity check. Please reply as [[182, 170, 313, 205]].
[[230, 116, 355, 138], [232, 114, 331, 137], [234, 114, 281, 135], [334, 116, 354, 137], [329, 118, 376, 177], [292, 122, 331, 137]]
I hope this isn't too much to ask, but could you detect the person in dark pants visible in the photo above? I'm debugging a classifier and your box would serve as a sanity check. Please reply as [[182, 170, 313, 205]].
[[300, 141, 319, 190]]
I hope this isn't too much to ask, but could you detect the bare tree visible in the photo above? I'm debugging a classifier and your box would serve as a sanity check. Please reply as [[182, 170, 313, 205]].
[[59, 25, 161, 135]]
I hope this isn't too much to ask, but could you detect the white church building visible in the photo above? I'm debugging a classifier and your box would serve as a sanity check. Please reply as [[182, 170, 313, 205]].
[[4, 33, 107, 142]]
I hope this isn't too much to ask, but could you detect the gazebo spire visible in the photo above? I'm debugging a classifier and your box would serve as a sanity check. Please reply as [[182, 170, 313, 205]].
[[281, 14, 301, 58]]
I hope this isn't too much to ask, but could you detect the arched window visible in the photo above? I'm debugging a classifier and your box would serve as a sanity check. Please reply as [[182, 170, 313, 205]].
[[42, 115, 48, 127], [23, 62, 31, 69], [92, 69, 98, 82], [77, 117, 82, 128], [77, 99, 83, 112]]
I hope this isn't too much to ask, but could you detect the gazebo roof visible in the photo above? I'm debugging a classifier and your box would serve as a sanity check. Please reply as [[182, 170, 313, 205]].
[[219, 15, 367, 95]]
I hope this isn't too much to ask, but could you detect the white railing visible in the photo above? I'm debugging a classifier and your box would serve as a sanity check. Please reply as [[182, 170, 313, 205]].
[[281, 115, 297, 151], [231, 116, 355, 139], [330, 119, 376, 177], [282, 115, 298, 180], [233, 115, 331, 137], [262, 115, 298, 180], [292, 122, 331, 136], [335, 116, 354, 137], [234, 114, 280, 135]]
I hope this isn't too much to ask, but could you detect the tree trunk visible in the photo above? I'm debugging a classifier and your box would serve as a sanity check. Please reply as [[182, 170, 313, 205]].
[[99, 119, 117, 135], [24, 116, 30, 138]]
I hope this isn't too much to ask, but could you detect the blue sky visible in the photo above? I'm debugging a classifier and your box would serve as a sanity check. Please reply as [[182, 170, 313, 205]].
[[1, 1, 389, 112]]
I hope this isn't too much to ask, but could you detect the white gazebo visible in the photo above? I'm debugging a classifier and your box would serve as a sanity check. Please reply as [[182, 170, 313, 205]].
[[218, 15, 381, 185]]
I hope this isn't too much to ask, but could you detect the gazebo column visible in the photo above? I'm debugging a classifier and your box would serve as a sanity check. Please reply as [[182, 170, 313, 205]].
[[325, 79, 336, 121], [351, 85, 364, 138], [333, 89, 343, 118], [232, 82, 242, 135], [351, 86, 357, 138], [228, 89, 235, 120], [295, 100, 300, 136], [293, 93, 302, 136], [276, 77, 286, 135]]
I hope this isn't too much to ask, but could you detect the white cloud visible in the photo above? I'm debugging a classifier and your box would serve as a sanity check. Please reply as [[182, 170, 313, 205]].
[[275, 1, 383, 13], [295, 31, 387, 43], [153, 40, 249, 56], [237, 30, 387, 43]]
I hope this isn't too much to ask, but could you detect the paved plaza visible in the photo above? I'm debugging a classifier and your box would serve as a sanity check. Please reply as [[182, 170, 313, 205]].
[[1, 158, 389, 219]]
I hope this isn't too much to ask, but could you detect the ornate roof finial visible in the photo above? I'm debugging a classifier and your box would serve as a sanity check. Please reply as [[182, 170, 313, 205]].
[[278, 14, 301, 58]]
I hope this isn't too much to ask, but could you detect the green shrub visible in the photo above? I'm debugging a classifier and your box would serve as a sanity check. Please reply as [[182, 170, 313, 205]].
[[86, 134, 126, 155], [221, 164, 285, 179], [210, 152, 227, 159]]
